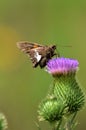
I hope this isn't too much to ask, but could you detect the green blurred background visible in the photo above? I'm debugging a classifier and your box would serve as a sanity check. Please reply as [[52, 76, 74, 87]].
[[0, 0, 86, 130]]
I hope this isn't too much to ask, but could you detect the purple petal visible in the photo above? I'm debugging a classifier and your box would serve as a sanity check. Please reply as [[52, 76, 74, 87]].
[[46, 57, 79, 76]]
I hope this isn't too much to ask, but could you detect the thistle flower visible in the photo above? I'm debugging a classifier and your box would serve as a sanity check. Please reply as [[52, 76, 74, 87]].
[[46, 58, 85, 113], [46, 57, 79, 76], [38, 57, 85, 127]]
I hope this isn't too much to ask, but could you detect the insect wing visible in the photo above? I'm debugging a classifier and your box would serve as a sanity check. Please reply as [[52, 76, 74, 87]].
[[29, 46, 46, 67], [17, 41, 57, 68], [17, 41, 45, 67], [17, 41, 44, 53]]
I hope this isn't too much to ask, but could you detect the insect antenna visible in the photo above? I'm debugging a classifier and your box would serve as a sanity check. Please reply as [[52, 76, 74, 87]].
[[57, 43, 72, 48], [55, 43, 72, 57]]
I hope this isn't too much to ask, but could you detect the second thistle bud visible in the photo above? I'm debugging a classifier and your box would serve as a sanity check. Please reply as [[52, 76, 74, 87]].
[[38, 97, 65, 122]]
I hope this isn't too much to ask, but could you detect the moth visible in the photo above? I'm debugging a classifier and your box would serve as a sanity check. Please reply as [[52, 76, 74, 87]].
[[17, 41, 59, 68]]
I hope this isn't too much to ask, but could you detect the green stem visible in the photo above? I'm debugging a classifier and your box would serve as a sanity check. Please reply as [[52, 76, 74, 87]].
[[52, 118, 63, 130], [56, 118, 63, 130], [64, 112, 77, 130], [35, 121, 41, 130]]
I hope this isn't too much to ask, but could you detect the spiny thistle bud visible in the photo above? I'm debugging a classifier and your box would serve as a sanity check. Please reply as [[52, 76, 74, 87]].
[[38, 97, 65, 122], [0, 113, 8, 130]]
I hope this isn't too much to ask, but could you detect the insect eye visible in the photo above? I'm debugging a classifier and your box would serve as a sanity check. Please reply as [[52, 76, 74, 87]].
[[52, 45, 56, 50]]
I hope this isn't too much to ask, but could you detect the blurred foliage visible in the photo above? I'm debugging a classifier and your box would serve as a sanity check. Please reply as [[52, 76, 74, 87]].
[[0, 0, 86, 130]]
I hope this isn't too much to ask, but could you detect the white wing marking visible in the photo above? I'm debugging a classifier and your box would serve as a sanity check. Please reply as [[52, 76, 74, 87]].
[[34, 50, 41, 62]]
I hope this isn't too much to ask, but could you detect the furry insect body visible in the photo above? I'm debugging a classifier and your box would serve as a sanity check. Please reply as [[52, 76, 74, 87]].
[[17, 41, 57, 68]]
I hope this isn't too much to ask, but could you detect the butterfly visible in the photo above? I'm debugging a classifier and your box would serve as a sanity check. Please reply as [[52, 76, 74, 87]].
[[17, 41, 59, 68]]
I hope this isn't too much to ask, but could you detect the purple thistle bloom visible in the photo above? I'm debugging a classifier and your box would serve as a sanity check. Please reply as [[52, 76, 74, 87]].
[[46, 58, 79, 76]]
